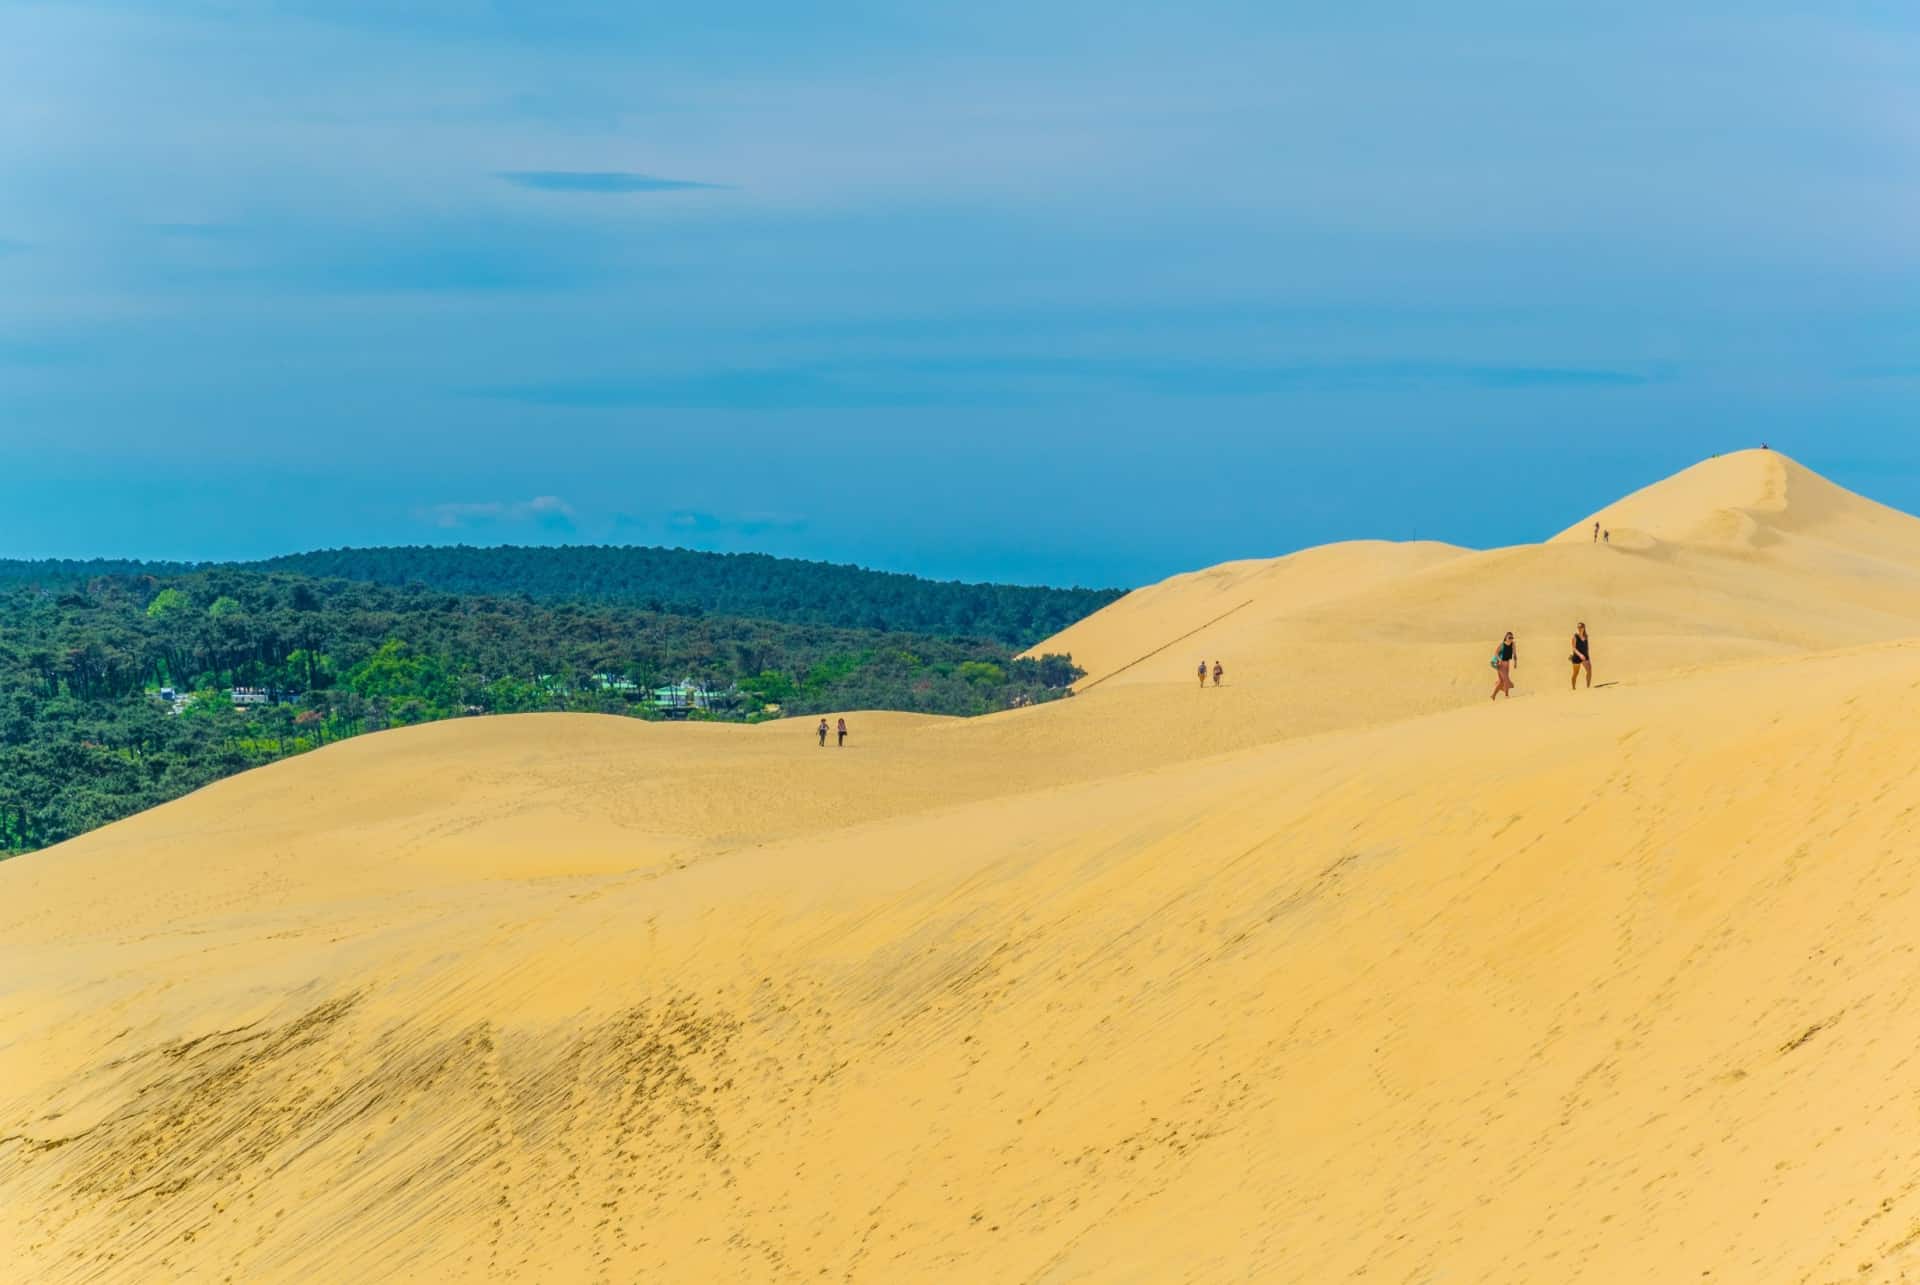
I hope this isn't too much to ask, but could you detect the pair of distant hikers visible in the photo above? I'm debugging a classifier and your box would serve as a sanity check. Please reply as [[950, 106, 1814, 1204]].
[[816, 717, 847, 747], [1490, 623, 1591, 700], [1196, 660, 1224, 688]]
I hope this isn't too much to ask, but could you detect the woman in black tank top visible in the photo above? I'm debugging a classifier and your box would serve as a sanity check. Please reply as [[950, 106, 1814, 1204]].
[[1490, 631, 1517, 700], [1570, 622, 1592, 690]]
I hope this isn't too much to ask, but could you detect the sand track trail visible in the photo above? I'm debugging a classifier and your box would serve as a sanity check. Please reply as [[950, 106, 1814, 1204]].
[[8, 450, 1920, 1281]]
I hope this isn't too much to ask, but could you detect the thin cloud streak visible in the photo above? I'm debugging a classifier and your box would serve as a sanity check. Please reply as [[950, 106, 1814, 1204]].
[[467, 360, 1655, 409], [496, 171, 729, 193], [465, 371, 947, 409], [417, 495, 577, 531], [667, 510, 808, 537]]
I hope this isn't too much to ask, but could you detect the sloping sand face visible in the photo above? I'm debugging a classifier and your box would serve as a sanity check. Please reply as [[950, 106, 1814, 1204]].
[[8, 450, 1920, 1281]]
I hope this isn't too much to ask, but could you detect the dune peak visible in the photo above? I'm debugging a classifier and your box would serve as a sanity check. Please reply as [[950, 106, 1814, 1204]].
[[1553, 448, 1912, 551]]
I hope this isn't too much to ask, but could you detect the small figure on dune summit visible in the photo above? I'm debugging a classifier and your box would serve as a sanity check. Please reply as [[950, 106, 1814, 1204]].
[[1490, 631, 1517, 701], [1570, 622, 1592, 690], [837, 717, 848, 747], [1212, 660, 1224, 687], [816, 717, 829, 747], [1198, 660, 1208, 689]]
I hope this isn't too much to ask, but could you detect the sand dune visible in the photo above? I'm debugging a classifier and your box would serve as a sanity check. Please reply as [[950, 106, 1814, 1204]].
[[9, 450, 1920, 1281]]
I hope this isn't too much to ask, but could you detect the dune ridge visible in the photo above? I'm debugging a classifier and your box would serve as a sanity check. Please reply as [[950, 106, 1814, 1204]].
[[9, 450, 1920, 1281]]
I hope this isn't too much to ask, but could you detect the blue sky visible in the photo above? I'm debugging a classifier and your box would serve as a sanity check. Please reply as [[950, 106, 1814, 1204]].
[[1, 2, 1915, 586]]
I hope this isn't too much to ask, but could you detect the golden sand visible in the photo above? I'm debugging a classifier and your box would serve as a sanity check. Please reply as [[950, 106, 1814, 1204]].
[[8, 449, 1920, 1281]]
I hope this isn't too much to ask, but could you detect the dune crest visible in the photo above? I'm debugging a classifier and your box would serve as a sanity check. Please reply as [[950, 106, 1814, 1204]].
[[1552, 448, 1920, 559], [10, 454, 1920, 1281]]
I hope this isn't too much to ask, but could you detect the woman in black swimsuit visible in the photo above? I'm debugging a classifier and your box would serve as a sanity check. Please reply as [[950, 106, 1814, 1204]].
[[1570, 622, 1592, 690], [1491, 631, 1517, 700]]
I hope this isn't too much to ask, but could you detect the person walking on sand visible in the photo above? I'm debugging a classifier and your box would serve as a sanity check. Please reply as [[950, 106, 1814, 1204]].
[[836, 717, 847, 747], [1198, 660, 1208, 689], [1212, 660, 1224, 687], [1490, 631, 1517, 700], [816, 717, 829, 747], [1592, 521, 1600, 543], [1570, 622, 1592, 690]]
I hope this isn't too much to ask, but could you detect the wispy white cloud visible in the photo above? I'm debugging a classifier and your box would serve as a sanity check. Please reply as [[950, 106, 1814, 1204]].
[[418, 495, 576, 531]]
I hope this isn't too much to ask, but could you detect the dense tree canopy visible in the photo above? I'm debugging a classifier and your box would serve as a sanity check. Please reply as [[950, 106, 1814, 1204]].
[[0, 567, 1089, 857], [0, 546, 1124, 648]]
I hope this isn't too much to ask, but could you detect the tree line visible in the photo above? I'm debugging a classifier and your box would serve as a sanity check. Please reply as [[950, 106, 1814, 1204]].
[[0, 545, 1125, 649], [0, 568, 1086, 856]]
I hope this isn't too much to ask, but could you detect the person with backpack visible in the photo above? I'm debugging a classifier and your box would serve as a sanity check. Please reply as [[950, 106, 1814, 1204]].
[[816, 718, 829, 747], [1490, 631, 1517, 700], [836, 717, 848, 747], [1570, 622, 1592, 690]]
